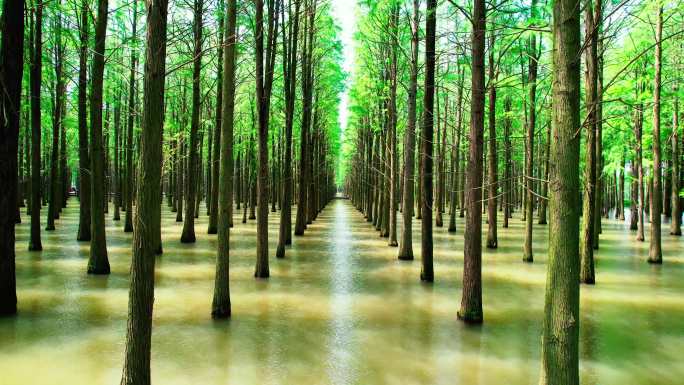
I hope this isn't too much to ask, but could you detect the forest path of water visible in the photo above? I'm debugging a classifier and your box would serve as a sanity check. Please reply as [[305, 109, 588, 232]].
[[1, 199, 684, 385]]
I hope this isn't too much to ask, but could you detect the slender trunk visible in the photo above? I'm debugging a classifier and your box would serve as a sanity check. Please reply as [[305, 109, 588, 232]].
[[0, 0, 25, 316], [87, 0, 111, 274], [448, 69, 465, 233], [580, 0, 600, 283], [47, 14, 64, 231], [648, 5, 663, 263], [538, 122, 550, 224], [180, 0, 204, 242], [459, 0, 485, 323], [540, 0, 581, 380], [503, 96, 512, 228], [672, 82, 681, 235], [120, 0, 168, 380], [295, 0, 316, 236], [420, 0, 436, 282], [523, 4, 539, 263], [212, 0, 236, 318], [277, 0, 301, 258], [254, 0, 280, 278], [486, 26, 497, 249], [124, 3, 138, 233], [29, 0, 43, 251], [399, 0, 418, 260]]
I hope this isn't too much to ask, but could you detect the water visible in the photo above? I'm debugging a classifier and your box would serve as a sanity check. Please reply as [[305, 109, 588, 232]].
[[2, 199, 683, 385]]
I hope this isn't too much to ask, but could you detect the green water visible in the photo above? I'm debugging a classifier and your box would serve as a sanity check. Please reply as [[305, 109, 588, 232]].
[[1, 199, 683, 385]]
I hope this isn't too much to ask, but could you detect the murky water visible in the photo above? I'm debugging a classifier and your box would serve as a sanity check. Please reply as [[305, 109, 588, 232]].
[[2, 199, 683, 385]]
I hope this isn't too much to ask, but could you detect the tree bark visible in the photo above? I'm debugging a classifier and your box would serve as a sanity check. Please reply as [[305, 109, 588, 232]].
[[277, 0, 301, 258], [523, 1, 539, 263], [254, 0, 280, 278], [29, 0, 43, 251], [120, 0, 168, 381], [180, 0, 204, 243], [649, 5, 663, 263], [87, 0, 110, 274], [459, 0, 485, 323], [672, 82, 681, 235], [212, 0, 237, 318], [398, 0, 419, 259], [486, 26, 497, 249], [124, 2, 138, 233], [540, 0, 581, 381], [0, 0, 25, 316]]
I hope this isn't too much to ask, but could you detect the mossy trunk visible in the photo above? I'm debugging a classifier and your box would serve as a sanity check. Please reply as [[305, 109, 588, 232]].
[[540, 0, 581, 380]]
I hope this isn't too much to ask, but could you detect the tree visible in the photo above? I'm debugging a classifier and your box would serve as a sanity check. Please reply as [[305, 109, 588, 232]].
[[124, 0, 138, 234], [648, 3, 663, 264], [486, 21, 498, 249], [420, 0, 436, 283], [540, 0, 581, 381], [580, 0, 601, 284], [398, 0, 419, 260], [120, 0, 169, 381], [459, 0, 485, 323], [29, 0, 44, 252], [522, 0, 539, 263], [180, 0, 204, 243], [207, 0, 225, 235], [672, 81, 681, 236], [0, 0, 25, 316], [276, 0, 301, 259], [87, 0, 110, 274], [47, 9, 65, 231], [76, 0, 91, 242], [254, 0, 280, 278], [212, 0, 237, 318]]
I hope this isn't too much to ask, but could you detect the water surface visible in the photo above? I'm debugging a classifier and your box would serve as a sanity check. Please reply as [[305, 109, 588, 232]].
[[2, 199, 683, 385]]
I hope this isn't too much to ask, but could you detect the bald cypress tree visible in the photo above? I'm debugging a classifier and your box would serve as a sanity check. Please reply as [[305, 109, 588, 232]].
[[28, 0, 43, 252], [180, 0, 204, 243], [76, 0, 91, 242], [87, 0, 110, 274], [540, 0, 581, 381], [459, 0, 485, 323], [212, 0, 237, 317], [0, 0, 25, 316], [120, 0, 169, 382], [420, 0, 436, 282]]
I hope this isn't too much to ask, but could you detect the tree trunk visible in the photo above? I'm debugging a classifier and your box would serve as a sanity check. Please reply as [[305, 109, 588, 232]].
[[580, 0, 600, 284], [295, 0, 316, 236], [648, 5, 663, 263], [399, 0, 418, 260], [277, 0, 301, 259], [87, 0, 110, 275], [486, 26, 497, 249], [459, 0, 485, 323], [0, 0, 25, 316], [672, 82, 681, 235], [212, 0, 237, 318], [28, 0, 43, 251], [523, 2, 539, 263], [124, 3, 138, 233], [119, 0, 168, 381], [47, 14, 65, 231], [420, 0, 436, 283], [503, 96, 512, 228], [180, 0, 204, 243], [448, 69, 464, 233], [254, 0, 280, 278], [540, 0, 581, 380]]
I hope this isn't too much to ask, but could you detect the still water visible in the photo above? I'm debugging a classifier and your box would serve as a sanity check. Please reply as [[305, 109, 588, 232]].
[[2, 199, 683, 385]]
